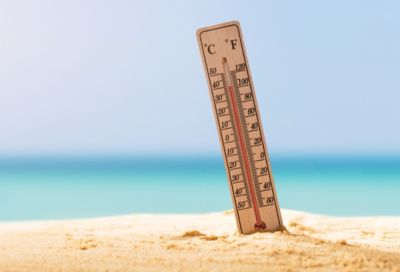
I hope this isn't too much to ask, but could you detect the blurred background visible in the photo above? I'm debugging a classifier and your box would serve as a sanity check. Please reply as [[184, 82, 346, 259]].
[[0, 0, 399, 220]]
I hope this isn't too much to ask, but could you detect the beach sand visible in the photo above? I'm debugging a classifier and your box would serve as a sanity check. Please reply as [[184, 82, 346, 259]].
[[0, 209, 399, 271]]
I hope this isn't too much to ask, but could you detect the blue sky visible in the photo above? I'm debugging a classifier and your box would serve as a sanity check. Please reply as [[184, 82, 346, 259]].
[[0, 1, 399, 155]]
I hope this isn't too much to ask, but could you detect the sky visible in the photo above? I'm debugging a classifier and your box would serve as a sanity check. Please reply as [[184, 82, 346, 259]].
[[0, 0, 399, 156]]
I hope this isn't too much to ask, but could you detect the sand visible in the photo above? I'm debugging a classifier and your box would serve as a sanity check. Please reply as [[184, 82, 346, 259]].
[[0, 209, 399, 272]]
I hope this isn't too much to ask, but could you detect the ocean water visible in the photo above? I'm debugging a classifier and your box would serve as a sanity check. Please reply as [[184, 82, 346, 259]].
[[0, 156, 399, 221]]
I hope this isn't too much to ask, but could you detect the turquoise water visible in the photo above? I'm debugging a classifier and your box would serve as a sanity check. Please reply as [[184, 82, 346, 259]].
[[0, 156, 399, 221]]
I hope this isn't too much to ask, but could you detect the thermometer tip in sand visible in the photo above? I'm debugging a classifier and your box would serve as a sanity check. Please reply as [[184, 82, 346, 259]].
[[197, 21, 284, 234]]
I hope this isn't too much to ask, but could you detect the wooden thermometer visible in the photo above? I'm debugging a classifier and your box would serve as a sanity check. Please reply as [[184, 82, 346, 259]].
[[197, 21, 284, 234]]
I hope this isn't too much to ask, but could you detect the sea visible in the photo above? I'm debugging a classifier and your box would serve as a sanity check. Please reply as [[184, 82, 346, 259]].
[[0, 155, 399, 221]]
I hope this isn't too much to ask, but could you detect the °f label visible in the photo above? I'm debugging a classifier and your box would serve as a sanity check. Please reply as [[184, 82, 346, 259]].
[[197, 21, 284, 234]]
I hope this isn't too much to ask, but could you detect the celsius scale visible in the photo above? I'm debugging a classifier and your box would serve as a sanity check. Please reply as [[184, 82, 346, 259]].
[[197, 21, 284, 234]]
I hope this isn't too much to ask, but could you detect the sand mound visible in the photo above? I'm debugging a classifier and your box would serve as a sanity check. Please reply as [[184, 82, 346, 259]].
[[0, 210, 399, 271]]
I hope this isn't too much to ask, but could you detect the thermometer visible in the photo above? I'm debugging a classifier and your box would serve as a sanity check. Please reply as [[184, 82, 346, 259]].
[[197, 21, 284, 234]]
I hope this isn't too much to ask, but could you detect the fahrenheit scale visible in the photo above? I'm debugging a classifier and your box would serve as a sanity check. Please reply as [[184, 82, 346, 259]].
[[197, 21, 284, 234]]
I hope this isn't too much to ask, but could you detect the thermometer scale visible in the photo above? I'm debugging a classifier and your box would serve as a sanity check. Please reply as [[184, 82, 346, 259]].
[[197, 21, 284, 234]]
